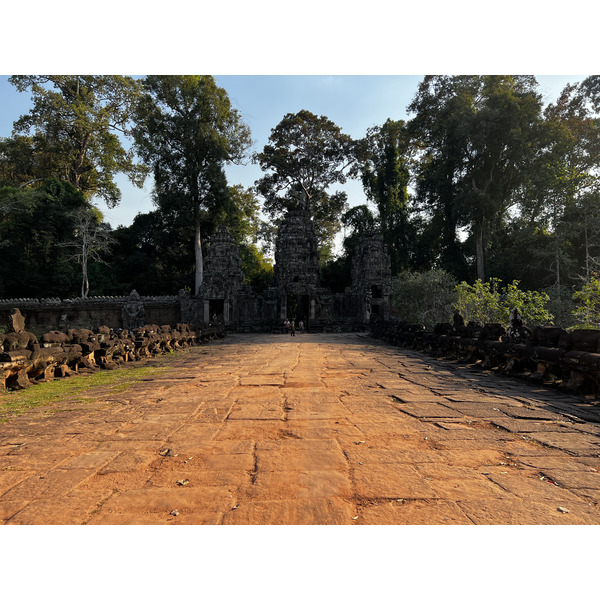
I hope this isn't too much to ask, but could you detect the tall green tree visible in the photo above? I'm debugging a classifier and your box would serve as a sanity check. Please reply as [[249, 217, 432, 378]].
[[542, 80, 600, 284], [357, 119, 413, 274], [132, 75, 252, 296], [408, 76, 544, 281], [501, 79, 600, 299], [255, 109, 356, 256], [407, 76, 475, 279], [8, 76, 146, 206]]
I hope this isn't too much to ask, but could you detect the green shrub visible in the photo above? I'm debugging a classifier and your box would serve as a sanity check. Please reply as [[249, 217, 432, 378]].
[[391, 269, 458, 328], [454, 278, 553, 327], [572, 274, 600, 329]]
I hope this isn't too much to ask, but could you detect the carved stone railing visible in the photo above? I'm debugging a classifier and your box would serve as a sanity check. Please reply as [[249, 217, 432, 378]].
[[370, 319, 600, 399], [0, 308, 225, 392]]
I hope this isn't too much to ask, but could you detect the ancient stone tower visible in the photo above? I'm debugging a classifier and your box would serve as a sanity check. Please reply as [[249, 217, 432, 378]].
[[348, 233, 391, 321], [273, 208, 320, 322], [199, 226, 244, 324], [195, 213, 392, 330]]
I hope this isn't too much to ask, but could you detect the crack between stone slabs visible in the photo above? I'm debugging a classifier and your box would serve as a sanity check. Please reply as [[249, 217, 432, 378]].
[[249, 441, 258, 485], [80, 487, 121, 525], [339, 448, 359, 518], [517, 434, 587, 457], [337, 393, 355, 413], [282, 391, 292, 422], [356, 496, 459, 506], [210, 379, 239, 424], [454, 502, 478, 524]]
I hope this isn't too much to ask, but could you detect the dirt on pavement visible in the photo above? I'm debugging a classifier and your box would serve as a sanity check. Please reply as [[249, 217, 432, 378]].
[[1, 332, 600, 525]]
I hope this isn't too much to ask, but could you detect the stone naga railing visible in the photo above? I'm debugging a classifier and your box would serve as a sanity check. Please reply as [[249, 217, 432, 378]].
[[0, 309, 225, 392], [370, 319, 600, 398]]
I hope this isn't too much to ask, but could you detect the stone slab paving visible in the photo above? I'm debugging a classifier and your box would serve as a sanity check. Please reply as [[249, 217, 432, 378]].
[[1, 332, 600, 524]]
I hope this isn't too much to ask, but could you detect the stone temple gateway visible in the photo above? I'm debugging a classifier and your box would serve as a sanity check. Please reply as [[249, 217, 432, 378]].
[[197, 208, 392, 331]]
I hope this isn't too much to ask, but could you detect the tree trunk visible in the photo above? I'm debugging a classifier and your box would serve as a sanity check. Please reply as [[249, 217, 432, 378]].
[[475, 219, 485, 281], [555, 241, 561, 289], [82, 256, 89, 298], [194, 222, 203, 296], [584, 206, 590, 281]]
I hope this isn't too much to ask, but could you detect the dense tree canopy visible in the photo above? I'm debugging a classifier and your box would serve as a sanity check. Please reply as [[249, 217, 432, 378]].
[[408, 75, 545, 281], [0, 179, 106, 297], [6, 76, 146, 206]]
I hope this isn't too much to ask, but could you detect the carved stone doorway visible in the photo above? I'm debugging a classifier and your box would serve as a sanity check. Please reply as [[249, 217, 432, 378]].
[[209, 299, 225, 321], [287, 294, 310, 329]]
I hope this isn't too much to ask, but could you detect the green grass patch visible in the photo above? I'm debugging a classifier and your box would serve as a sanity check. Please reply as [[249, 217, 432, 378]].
[[0, 364, 167, 422]]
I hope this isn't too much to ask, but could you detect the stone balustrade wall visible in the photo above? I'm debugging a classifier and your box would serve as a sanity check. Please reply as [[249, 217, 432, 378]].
[[0, 294, 182, 331], [0, 317, 225, 392], [370, 319, 600, 399]]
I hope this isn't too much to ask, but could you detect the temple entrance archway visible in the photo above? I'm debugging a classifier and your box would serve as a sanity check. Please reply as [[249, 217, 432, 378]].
[[286, 293, 310, 330], [209, 299, 224, 320]]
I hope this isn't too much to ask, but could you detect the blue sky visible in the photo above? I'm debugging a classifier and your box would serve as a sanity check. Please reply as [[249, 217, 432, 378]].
[[0, 74, 588, 236], [0, 4, 595, 248]]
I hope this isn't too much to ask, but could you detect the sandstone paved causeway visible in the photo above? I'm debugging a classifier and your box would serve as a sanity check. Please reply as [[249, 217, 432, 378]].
[[2, 332, 600, 525]]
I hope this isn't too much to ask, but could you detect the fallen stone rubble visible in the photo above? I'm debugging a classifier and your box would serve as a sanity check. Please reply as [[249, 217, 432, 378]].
[[370, 319, 600, 398], [0, 308, 225, 391]]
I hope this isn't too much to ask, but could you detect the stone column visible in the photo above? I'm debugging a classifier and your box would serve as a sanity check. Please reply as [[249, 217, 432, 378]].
[[280, 295, 287, 321], [310, 298, 316, 320], [204, 300, 210, 323], [224, 299, 230, 324]]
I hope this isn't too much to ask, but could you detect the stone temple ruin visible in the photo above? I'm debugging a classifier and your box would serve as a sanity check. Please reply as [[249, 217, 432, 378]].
[[0, 207, 392, 333], [197, 208, 392, 331]]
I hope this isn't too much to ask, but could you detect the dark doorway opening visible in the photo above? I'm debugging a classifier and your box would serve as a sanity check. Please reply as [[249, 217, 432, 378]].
[[371, 285, 382, 299], [288, 294, 310, 330], [209, 299, 224, 319]]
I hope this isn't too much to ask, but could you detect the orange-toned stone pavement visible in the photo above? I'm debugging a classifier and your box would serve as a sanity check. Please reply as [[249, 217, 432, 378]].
[[2, 332, 600, 525]]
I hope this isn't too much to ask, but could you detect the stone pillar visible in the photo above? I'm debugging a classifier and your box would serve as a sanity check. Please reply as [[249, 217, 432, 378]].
[[280, 296, 287, 320], [310, 298, 316, 320], [224, 299, 230, 324], [204, 300, 210, 323]]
